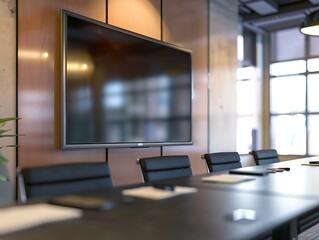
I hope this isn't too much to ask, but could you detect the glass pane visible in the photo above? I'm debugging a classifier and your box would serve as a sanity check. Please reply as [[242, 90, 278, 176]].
[[270, 28, 305, 62], [236, 116, 253, 154], [270, 75, 306, 113], [237, 80, 254, 115], [309, 36, 319, 57], [270, 114, 306, 155], [269, 60, 306, 76], [307, 58, 319, 72], [308, 115, 319, 155], [308, 74, 319, 112]]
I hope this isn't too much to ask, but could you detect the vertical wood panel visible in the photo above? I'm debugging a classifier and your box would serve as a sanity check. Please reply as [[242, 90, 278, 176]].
[[162, 0, 208, 174], [108, 0, 161, 40], [18, 0, 106, 168], [208, 0, 238, 152], [107, 0, 162, 185]]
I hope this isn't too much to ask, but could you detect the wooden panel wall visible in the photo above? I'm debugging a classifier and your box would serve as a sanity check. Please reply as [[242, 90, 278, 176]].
[[17, 0, 106, 168], [108, 0, 161, 40], [17, 0, 238, 188]]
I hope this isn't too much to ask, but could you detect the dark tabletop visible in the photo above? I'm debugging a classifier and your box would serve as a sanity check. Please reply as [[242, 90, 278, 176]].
[[2, 157, 319, 240]]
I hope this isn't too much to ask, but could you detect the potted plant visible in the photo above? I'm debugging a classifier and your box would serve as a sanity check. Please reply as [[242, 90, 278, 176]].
[[0, 117, 19, 182]]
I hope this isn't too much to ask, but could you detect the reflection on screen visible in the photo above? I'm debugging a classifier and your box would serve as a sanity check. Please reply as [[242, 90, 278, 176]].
[[64, 13, 192, 147]]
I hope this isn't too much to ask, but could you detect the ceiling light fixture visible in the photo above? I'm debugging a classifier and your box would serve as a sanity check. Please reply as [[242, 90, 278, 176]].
[[300, 11, 319, 36]]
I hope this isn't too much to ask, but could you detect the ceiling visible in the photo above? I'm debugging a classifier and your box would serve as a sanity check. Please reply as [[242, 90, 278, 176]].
[[238, 0, 319, 33]]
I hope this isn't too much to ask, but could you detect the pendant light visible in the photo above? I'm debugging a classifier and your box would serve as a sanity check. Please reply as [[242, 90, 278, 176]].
[[300, 11, 319, 36]]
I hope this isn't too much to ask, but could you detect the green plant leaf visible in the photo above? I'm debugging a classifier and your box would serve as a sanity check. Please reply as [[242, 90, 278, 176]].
[[0, 117, 20, 124], [0, 156, 8, 165], [0, 174, 8, 182], [0, 117, 21, 183], [0, 117, 20, 129], [0, 144, 19, 149], [0, 129, 11, 134], [0, 134, 19, 138]]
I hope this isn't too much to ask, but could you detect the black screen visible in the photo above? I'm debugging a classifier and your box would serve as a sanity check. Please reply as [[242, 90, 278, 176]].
[[61, 10, 192, 149]]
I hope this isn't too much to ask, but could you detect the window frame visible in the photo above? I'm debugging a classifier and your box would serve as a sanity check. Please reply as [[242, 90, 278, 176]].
[[269, 28, 319, 156]]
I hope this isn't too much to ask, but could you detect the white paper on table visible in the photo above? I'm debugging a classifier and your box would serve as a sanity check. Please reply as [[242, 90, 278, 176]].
[[122, 186, 197, 200], [202, 174, 255, 183], [0, 203, 83, 235]]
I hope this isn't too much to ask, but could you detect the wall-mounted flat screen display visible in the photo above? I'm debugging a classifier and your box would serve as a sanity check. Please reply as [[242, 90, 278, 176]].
[[61, 10, 192, 149]]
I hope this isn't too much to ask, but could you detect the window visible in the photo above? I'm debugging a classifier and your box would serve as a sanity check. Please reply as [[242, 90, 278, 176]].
[[269, 27, 319, 156]]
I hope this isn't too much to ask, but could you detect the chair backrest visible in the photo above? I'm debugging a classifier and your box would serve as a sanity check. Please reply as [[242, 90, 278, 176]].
[[250, 149, 280, 165], [17, 162, 113, 203], [137, 155, 193, 182], [202, 152, 242, 173]]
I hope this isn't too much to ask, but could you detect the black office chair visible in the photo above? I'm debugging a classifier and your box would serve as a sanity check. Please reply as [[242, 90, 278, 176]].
[[201, 152, 242, 173], [136, 155, 193, 182], [17, 162, 113, 203], [249, 149, 280, 166]]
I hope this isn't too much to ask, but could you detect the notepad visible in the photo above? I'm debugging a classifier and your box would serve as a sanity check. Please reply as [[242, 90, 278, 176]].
[[122, 186, 197, 200], [0, 203, 82, 235], [202, 174, 255, 183]]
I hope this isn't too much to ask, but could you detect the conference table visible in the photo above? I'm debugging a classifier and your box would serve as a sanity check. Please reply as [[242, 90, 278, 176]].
[[1, 157, 319, 240], [160, 156, 319, 198]]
